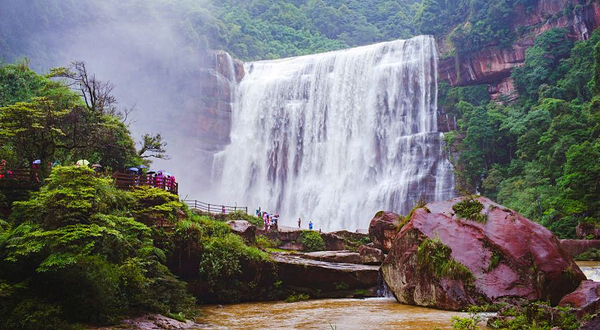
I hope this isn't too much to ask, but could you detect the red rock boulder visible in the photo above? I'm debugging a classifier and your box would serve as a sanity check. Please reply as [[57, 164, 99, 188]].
[[368, 211, 402, 253], [381, 196, 585, 310], [559, 280, 600, 317]]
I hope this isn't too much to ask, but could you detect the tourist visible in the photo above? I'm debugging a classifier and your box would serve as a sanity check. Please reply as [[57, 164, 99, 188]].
[[222, 205, 226, 214], [309, 221, 313, 230], [298, 217, 301, 228]]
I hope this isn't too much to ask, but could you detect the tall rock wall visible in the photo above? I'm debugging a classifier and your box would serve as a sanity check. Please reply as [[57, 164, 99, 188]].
[[438, 0, 600, 101]]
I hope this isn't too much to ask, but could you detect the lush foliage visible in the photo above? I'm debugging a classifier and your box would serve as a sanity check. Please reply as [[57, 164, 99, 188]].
[[300, 230, 326, 252], [444, 28, 600, 239], [0, 166, 194, 329], [0, 61, 145, 176], [488, 302, 580, 330]]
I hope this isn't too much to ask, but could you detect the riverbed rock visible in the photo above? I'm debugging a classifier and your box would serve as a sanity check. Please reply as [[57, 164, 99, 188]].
[[381, 196, 586, 310], [227, 220, 256, 244], [559, 280, 600, 317], [96, 314, 200, 330], [368, 211, 402, 253], [358, 245, 384, 265], [303, 250, 363, 264], [271, 252, 380, 297], [560, 239, 600, 258], [322, 232, 354, 251]]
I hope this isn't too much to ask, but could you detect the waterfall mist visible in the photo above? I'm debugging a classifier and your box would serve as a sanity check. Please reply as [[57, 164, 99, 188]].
[[213, 36, 455, 231], [0, 0, 216, 197]]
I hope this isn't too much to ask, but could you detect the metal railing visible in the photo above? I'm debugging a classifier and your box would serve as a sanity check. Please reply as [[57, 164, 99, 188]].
[[112, 172, 178, 194], [184, 200, 247, 214]]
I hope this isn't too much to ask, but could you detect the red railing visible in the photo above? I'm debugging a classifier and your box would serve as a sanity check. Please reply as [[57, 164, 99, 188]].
[[112, 172, 178, 194], [0, 169, 41, 190], [184, 200, 247, 214]]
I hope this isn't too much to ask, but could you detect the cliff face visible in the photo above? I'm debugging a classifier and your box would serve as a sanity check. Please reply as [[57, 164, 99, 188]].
[[438, 0, 600, 101], [180, 51, 244, 153]]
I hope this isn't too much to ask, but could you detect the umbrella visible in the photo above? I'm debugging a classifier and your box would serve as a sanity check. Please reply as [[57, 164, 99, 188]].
[[76, 159, 90, 166], [127, 167, 139, 172], [32, 159, 41, 165], [91, 164, 102, 168], [137, 165, 148, 169], [162, 172, 173, 177]]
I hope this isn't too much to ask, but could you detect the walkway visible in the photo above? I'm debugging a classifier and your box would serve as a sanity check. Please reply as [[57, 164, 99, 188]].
[[184, 199, 248, 215]]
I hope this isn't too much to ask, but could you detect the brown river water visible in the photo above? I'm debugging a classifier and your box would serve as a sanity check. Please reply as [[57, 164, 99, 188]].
[[195, 262, 600, 329], [196, 298, 470, 329]]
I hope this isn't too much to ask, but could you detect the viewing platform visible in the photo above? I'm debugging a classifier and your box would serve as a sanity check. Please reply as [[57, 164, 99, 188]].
[[112, 172, 179, 195]]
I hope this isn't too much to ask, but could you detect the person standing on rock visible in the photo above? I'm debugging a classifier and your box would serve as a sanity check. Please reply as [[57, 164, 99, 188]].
[[298, 217, 301, 228]]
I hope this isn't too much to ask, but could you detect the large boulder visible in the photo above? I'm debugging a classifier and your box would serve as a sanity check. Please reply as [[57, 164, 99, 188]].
[[271, 252, 379, 297], [381, 196, 586, 310], [559, 280, 600, 317], [368, 211, 402, 253]]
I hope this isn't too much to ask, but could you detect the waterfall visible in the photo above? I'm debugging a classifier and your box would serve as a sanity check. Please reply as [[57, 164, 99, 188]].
[[212, 35, 454, 231]]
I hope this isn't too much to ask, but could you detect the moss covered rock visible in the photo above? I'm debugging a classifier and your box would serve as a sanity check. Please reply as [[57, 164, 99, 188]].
[[381, 196, 585, 310]]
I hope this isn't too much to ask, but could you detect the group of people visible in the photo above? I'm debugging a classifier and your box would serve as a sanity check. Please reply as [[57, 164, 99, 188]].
[[125, 167, 177, 191], [256, 208, 279, 231]]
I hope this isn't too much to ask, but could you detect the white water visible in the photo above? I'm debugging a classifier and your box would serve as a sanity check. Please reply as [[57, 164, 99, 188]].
[[213, 36, 455, 231]]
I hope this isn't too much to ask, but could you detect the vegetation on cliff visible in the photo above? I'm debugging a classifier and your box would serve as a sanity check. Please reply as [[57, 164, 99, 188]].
[[0, 63, 277, 328], [443, 28, 600, 239]]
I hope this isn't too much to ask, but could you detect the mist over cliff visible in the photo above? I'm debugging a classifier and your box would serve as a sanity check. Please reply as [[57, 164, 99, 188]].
[[0, 0, 221, 197]]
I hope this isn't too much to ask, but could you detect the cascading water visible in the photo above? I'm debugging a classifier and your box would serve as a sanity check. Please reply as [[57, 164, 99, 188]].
[[213, 35, 454, 231]]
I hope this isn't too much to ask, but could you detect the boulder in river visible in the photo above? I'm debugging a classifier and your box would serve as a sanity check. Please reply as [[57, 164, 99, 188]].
[[381, 196, 586, 310], [559, 280, 600, 317], [368, 211, 403, 253], [271, 252, 379, 297]]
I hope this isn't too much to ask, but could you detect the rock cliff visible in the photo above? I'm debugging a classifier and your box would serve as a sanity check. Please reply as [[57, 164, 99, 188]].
[[438, 0, 600, 101]]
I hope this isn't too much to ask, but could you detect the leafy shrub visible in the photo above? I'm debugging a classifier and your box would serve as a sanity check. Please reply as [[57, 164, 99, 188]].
[[452, 197, 487, 223], [417, 237, 473, 284], [574, 248, 600, 261], [198, 233, 269, 285], [300, 230, 325, 252], [488, 302, 580, 330]]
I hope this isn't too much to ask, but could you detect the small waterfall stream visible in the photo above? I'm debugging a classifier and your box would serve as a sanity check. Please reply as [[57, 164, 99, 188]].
[[213, 36, 454, 231]]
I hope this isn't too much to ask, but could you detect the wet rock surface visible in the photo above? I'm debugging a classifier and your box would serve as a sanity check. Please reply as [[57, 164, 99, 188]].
[[271, 252, 380, 296], [559, 280, 600, 317], [381, 196, 585, 310], [369, 211, 402, 253], [561, 239, 600, 258]]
